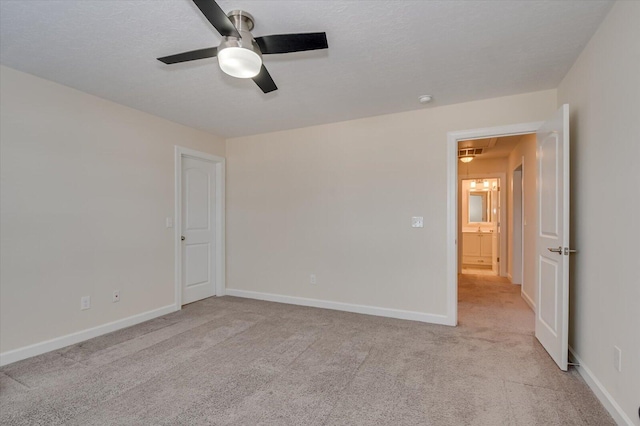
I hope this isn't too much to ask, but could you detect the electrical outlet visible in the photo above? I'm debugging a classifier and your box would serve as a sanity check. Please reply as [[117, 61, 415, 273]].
[[113, 290, 120, 303], [614, 346, 622, 372], [310, 274, 317, 285], [80, 296, 91, 310], [411, 216, 424, 228]]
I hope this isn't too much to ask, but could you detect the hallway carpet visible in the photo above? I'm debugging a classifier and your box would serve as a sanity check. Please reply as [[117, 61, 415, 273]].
[[1, 276, 613, 425]]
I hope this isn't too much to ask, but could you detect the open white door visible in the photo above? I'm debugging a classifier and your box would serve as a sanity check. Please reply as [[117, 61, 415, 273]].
[[535, 104, 571, 371]]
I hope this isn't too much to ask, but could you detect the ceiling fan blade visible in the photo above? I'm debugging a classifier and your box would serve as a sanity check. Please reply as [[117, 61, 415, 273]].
[[157, 47, 217, 64], [252, 65, 278, 93], [192, 0, 240, 38], [255, 32, 328, 55]]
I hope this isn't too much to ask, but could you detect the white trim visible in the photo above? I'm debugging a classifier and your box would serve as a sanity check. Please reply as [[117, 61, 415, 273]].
[[510, 159, 525, 286], [446, 128, 459, 326], [447, 122, 542, 326], [521, 289, 536, 311], [174, 146, 226, 308], [568, 347, 634, 426], [0, 304, 177, 367], [226, 289, 451, 325]]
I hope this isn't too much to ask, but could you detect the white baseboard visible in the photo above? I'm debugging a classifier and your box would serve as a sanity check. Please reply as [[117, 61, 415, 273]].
[[0, 304, 178, 367], [225, 289, 453, 326], [568, 347, 634, 426], [521, 289, 535, 311]]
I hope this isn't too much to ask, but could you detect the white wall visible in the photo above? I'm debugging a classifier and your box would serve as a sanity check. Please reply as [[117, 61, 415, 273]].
[[226, 89, 557, 320], [557, 1, 640, 424], [461, 157, 508, 177], [509, 167, 523, 285], [506, 134, 537, 305], [0, 66, 225, 356]]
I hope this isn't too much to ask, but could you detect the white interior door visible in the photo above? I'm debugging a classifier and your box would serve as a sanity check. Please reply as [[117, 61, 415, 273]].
[[535, 104, 570, 371], [181, 156, 216, 305]]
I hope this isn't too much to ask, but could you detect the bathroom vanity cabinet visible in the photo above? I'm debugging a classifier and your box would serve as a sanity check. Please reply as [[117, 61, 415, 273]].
[[462, 232, 494, 266]]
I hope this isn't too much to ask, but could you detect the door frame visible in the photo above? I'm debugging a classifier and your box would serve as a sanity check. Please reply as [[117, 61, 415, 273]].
[[458, 172, 506, 277], [510, 161, 525, 287], [174, 146, 226, 308], [446, 122, 542, 325]]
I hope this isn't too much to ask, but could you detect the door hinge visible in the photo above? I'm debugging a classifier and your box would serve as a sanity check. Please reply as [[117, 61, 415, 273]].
[[497, 257, 499, 262]]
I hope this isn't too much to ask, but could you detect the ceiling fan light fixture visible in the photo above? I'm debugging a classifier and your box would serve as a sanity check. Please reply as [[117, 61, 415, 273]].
[[217, 44, 262, 79], [157, 1, 328, 93]]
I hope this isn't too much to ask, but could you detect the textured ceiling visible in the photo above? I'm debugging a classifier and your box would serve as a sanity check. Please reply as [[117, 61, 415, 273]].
[[0, 0, 613, 138]]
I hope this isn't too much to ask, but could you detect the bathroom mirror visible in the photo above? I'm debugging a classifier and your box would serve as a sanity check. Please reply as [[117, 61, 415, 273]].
[[468, 191, 491, 223]]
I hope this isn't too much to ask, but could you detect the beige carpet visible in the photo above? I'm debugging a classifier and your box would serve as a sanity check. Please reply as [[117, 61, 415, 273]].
[[0, 276, 613, 425], [461, 267, 497, 276]]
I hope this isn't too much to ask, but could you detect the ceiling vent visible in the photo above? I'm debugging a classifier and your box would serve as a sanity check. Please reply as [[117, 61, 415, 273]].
[[459, 148, 483, 157], [458, 147, 483, 163]]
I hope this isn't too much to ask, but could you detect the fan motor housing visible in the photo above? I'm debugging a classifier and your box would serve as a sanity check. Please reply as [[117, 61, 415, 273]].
[[220, 10, 261, 55], [227, 10, 255, 32]]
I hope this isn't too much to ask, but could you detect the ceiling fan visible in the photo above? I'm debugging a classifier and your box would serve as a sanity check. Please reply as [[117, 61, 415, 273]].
[[157, 0, 328, 93]]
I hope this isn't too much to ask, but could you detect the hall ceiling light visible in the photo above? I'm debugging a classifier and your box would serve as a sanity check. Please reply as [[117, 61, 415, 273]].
[[458, 148, 482, 163]]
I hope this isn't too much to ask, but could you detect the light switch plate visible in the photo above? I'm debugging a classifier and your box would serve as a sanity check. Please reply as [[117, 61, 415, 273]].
[[165, 217, 174, 228], [411, 217, 424, 228], [614, 346, 622, 372], [80, 296, 91, 310]]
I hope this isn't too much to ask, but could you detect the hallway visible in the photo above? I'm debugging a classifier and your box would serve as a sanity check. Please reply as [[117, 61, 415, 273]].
[[458, 273, 534, 334]]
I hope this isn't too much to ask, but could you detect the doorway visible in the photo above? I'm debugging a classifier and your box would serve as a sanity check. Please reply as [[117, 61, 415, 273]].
[[174, 146, 226, 307], [459, 176, 503, 277], [447, 105, 571, 371], [511, 164, 524, 286], [445, 122, 541, 325]]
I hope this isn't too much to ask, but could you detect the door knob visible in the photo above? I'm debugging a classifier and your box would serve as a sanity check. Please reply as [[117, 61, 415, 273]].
[[181, 236, 185, 241], [548, 246, 562, 254]]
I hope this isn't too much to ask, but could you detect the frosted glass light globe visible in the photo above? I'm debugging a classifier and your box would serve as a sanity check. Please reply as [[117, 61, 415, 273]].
[[218, 47, 261, 79]]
